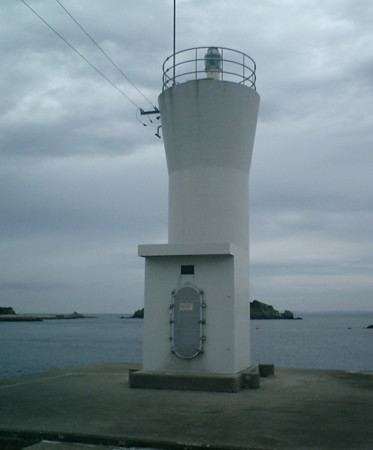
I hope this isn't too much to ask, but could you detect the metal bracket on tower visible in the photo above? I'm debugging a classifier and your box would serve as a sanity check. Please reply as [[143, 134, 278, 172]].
[[137, 108, 161, 137], [140, 107, 160, 116]]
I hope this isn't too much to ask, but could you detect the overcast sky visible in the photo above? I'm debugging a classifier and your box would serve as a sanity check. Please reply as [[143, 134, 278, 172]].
[[1, 0, 372, 314]]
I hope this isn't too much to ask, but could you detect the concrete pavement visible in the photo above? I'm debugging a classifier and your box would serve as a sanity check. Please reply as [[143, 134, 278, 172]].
[[0, 363, 372, 449]]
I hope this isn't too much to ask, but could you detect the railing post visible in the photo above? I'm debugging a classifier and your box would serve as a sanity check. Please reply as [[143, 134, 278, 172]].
[[195, 48, 198, 80], [243, 53, 245, 85], [221, 47, 224, 81]]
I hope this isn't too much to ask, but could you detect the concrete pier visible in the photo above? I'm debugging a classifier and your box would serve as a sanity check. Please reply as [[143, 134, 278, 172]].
[[0, 363, 372, 449]]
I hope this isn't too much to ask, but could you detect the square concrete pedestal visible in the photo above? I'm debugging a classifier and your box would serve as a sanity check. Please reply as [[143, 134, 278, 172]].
[[135, 242, 252, 391]]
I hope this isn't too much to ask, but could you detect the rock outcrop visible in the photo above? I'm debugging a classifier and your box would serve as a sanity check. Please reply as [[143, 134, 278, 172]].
[[250, 300, 298, 320], [0, 307, 16, 315], [131, 308, 144, 319]]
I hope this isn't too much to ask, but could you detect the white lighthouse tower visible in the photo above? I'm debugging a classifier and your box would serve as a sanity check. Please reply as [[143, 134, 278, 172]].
[[130, 47, 260, 391]]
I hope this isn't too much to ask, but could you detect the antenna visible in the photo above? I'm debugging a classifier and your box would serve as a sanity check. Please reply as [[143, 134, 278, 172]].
[[173, 0, 176, 85], [138, 1, 177, 132]]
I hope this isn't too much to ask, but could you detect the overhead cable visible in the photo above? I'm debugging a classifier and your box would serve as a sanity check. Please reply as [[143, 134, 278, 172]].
[[21, 0, 140, 109], [55, 0, 156, 109]]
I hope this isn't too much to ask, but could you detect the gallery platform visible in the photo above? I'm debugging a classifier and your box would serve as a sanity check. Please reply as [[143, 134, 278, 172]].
[[0, 363, 372, 449]]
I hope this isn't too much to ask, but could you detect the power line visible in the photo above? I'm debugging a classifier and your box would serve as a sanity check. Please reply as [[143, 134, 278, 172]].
[[55, 0, 156, 109], [21, 0, 141, 110]]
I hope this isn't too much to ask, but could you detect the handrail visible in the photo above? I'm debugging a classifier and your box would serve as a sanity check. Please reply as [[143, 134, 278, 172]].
[[162, 46, 256, 91]]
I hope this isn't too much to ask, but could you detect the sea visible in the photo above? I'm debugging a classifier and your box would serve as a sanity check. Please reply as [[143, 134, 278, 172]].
[[0, 313, 372, 380]]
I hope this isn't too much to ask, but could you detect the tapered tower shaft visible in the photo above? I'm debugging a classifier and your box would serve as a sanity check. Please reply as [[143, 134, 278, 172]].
[[160, 79, 259, 248]]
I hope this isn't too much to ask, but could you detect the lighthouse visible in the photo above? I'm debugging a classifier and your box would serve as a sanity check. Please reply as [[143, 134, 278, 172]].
[[130, 47, 260, 391]]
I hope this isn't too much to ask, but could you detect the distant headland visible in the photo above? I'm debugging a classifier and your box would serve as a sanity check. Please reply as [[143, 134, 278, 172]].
[[128, 301, 301, 320], [0, 307, 90, 322], [250, 300, 302, 320]]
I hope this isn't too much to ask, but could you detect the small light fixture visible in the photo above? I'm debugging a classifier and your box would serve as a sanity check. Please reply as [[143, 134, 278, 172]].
[[204, 47, 222, 80]]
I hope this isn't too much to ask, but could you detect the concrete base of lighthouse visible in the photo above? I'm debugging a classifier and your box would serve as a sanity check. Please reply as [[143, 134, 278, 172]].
[[129, 365, 259, 392], [130, 243, 254, 392]]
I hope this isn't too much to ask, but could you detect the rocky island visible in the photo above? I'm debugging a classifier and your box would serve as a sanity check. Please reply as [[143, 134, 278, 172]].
[[130, 308, 144, 319], [0, 307, 89, 322], [250, 300, 300, 320]]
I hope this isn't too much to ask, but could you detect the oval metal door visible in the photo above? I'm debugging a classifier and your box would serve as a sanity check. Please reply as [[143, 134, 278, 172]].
[[170, 286, 204, 359]]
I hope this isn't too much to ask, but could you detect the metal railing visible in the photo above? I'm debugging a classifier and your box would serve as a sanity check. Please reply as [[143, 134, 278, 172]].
[[162, 46, 256, 91]]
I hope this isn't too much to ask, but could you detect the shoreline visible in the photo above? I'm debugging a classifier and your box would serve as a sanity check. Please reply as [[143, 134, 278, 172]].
[[0, 312, 93, 322]]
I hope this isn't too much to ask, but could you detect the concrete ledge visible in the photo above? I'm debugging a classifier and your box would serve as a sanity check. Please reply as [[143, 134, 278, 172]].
[[129, 369, 241, 392], [138, 242, 242, 257], [129, 367, 259, 392]]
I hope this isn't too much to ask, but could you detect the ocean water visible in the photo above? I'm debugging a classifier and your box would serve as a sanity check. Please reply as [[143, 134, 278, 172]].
[[250, 313, 373, 371], [0, 313, 372, 380]]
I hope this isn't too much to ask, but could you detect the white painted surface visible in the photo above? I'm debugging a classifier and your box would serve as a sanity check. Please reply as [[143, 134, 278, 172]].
[[159, 80, 259, 248], [139, 77, 259, 378], [168, 167, 249, 248], [142, 250, 250, 374]]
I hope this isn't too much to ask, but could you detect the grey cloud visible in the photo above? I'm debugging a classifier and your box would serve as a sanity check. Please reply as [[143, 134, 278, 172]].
[[1, 0, 372, 313]]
